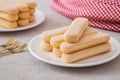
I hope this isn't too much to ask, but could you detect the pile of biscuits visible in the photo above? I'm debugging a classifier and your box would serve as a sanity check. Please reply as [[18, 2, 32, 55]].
[[41, 18, 111, 63], [0, 0, 36, 29]]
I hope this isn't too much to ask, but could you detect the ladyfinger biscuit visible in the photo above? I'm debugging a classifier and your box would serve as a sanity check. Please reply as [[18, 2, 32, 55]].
[[29, 8, 35, 15], [50, 28, 98, 48], [13, 2, 29, 12], [29, 15, 35, 23], [17, 19, 29, 26], [60, 32, 110, 54], [18, 11, 30, 19], [1, 0, 29, 12], [50, 35, 64, 48], [64, 18, 88, 42], [53, 48, 62, 57], [0, 12, 18, 21], [41, 41, 53, 52], [17, 0, 37, 9], [41, 26, 69, 42], [0, 2, 18, 14], [62, 43, 111, 63], [0, 19, 17, 28]]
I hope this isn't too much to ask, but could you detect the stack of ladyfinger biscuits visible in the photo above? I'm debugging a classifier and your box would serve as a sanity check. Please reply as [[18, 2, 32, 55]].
[[41, 18, 111, 63], [0, 0, 36, 29]]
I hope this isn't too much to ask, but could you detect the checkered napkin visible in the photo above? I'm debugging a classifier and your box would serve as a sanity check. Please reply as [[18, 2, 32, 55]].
[[51, 0, 120, 32]]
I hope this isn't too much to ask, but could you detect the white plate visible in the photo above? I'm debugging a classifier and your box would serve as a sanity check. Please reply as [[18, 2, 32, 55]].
[[28, 34, 120, 67], [0, 9, 45, 32]]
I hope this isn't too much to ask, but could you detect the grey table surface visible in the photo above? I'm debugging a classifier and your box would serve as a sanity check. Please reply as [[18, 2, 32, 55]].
[[0, 0, 120, 80]]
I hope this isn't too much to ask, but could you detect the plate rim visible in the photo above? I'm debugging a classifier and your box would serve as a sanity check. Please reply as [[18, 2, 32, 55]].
[[0, 9, 45, 32], [28, 34, 120, 67]]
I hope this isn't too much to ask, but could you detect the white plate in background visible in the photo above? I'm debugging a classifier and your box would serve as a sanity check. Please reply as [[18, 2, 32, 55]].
[[28, 34, 120, 67], [0, 9, 45, 32]]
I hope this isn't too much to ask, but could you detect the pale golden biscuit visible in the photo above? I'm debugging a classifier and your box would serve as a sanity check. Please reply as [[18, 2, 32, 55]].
[[17, 19, 29, 26], [42, 26, 94, 43], [1, 0, 29, 12], [29, 15, 35, 23], [0, 12, 18, 21], [62, 43, 111, 63], [0, 2, 18, 14], [29, 8, 35, 15], [82, 27, 98, 36], [0, 19, 17, 28], [50, 35, 64, 48], [60, 32, 110, 54], [40, 41, 53, 52], [18, 11, 30, 19], [14, 2, 29, 12], [41, 26, 69, 42], [50, 28, 98, 48], [17, 0, 37, 9], [53, 48, 62, 57], [64, 18, 88, 42]]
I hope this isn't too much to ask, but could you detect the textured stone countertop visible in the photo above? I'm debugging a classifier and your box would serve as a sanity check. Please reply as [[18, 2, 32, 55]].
[[0, 0, 120, 80]]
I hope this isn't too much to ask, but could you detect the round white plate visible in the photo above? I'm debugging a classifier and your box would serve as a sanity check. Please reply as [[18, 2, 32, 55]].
[[0, 9, 45, 32], [28, 34, 120, 67]]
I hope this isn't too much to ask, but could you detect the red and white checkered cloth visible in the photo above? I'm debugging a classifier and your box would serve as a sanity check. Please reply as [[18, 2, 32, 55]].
[[51, 0, 120, 32]]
